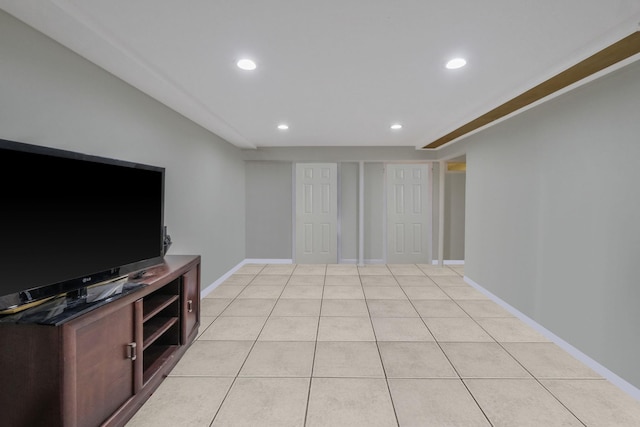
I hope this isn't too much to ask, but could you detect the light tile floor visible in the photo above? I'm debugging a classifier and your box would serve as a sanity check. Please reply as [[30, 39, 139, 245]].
[[127, 263, 640, 426]]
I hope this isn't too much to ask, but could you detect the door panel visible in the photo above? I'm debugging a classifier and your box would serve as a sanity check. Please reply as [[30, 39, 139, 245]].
[[182, 266, 200, 344], [387, 164, 431, 264], [70, 304, 136, 427], [295, 163, 337, 263]]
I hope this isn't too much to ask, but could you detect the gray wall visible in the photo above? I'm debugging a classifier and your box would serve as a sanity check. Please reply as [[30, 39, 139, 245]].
[[465, 59, 640, 388], [444, 171, 466, 260], [364, 163, 385, 261], [245, 162, 292, 259], [243, 158, 468, 263], [0, 10, 246, 288], [244, 160, 388, 262], [340, 163, 359, 261]]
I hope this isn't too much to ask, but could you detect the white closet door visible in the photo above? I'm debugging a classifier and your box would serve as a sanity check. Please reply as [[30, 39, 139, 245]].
[[295, 163, 337, 263], [386, 163, 431, 264]]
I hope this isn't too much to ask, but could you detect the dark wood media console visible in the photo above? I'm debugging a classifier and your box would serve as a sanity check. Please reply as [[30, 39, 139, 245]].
[[0, 255, 201, 427]]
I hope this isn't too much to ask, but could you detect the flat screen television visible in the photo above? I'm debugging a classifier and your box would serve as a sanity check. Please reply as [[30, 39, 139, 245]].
[[0, 138, 166, 313]]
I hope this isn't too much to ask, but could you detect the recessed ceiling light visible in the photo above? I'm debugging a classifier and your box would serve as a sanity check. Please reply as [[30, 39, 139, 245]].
[[237, 58, 257, 71], [446, 58, 467, 70], [277, 124, 289, 130], [390, 123, 402, 130]]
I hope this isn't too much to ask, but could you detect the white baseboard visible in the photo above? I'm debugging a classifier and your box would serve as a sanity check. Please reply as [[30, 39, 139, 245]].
[[201, 258, 293, 297], [243, 258, 293, 264], [464, 275, 640, 401], [432, 260, 465, 265], [200, 260, 246, 298]]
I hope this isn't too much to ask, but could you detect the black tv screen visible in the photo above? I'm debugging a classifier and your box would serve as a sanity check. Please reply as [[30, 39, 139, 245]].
[[0, 139, 165, 312]]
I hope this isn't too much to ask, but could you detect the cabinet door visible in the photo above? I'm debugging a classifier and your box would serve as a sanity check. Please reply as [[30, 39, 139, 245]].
[[66, 303, 137, 427], [181, 266, 200, 344]]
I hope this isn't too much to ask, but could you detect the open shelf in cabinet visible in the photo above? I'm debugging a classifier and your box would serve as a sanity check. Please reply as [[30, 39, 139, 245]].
[[142, 344, 179, 384], [143, 316, 179, 349], [141, 277, 182, 383], [143, 294, 179, 322]]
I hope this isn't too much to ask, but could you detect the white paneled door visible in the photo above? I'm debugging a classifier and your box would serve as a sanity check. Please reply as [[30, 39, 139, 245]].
[[295, 163, 338, 264], [386, 163, 431, 264]]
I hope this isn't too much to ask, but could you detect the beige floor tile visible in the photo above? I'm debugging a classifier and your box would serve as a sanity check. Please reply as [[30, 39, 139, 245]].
[[395, 275, 437, 286], [363, 286, 407, 300], [379, 342, 457, 378], [212, 378, 309, 427], [324, 275, 361, 286], [423, 318, 495, 342], [502, 342, 601, 378], [451, 267, 465, 276], [126, 377, 233, 427], [135, 263, 640, 427], [288, 275, 325, 286], [317, 316, 376, 341], [221, 274, 255, 286], [239, 341, 315, 377], [403, 286, 451, 300], [258, 316, 319, 341], [237, 285, 284, 299], [366, 300, 419, 317], [260, 264, 296, 275], [412, 300, 469, 317], [200, 298, 232, 316], [169, 341, 253, 376], [313, 341, 384, 378], [323, 285, 365, 299], [220, 298, 277, 317], [271, 298, 322, 317], [306, 378, 397, 427], [440, 342, 531, 378], [358, 265, 392, 276], [249, 274, 291, 285], [325, 264, 359, 275], [196, 316, 216, 339], [431, 275, 467, 286], [206, 285, 245, 299], [541, 379, 640, 426], [443, 286, 489, 300], [456, 300, 513, 317], [280, 285, 323, 299], [475, 318, 550, 342], [416, 264, 456, 276], [465, 379, 583, 426], [292, 264, 326, 275], [388, 265, 425, 276], [320, 299, 370, 317], [389, 379, 490, 426], [372, 317, 434, 341], [198, 316, 267, 340], [384, 264, 411, 269], [235, 264, 265, 275], [360, 276, 399, 286]]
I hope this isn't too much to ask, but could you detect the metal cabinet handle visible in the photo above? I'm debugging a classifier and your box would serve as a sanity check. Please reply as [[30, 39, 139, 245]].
[[127, 342, 137, 361], [187, 300, 193, 313]]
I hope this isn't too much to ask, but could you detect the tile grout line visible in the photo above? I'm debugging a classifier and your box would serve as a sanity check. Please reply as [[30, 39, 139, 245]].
[[423, 270, 588, 427], [454, 296, 588, 426], [302, 264, 326, 427], [210, 263, 584, 427], [362, 266, 401, 427], [207, 264, 289, 427], [396, 264, 496, 427]]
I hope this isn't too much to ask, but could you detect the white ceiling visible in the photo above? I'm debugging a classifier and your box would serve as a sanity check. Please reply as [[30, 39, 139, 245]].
[[1, 1, 639, 150]]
